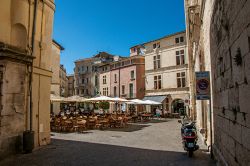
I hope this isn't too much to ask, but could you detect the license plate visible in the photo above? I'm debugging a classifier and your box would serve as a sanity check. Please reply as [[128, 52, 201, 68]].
[[187, 143, 194, 148]]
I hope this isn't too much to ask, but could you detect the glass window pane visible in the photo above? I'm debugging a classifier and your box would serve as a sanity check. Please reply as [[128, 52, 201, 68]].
[[181, 72, 185, 77], [176, 56, 180, 65], [154, 81, 157, 89], [175, 38, 179, 43], [158, 80, 161, 89], [180, 50, 184, 54], [182, 78, 186, 87], [154, 76, 157, 80], [180, 37, 184, 42], [181, 55, 185, 64], [157, 60, 160, 68], [176, 51, 179, 55], [177, 73, 180, 77], [177, 78, 181, 87]]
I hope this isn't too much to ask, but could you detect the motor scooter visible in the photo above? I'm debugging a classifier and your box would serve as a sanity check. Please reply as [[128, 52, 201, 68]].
[[178, 118, 199, 157]]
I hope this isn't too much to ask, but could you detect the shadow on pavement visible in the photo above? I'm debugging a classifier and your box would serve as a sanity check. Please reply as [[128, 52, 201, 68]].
[[0, 139, 216, 166], [102, 123, 150, 132]]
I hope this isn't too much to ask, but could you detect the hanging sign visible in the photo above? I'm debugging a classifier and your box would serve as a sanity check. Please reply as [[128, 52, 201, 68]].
[[196, 71, 210, 100]]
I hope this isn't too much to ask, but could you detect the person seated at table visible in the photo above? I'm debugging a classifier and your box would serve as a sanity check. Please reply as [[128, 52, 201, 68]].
[[59, 110, 65, 116], [99, 108, 104, 115]]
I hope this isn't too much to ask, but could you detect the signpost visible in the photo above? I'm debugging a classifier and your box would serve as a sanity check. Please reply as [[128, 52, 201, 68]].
[[195, 71, 213, 158], [196, 71, 210, 100]]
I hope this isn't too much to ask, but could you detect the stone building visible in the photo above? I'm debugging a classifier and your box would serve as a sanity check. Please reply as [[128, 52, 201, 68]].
[[51, 40, 64, 96], [139, 31, 190, 114], [50, 40, 64, 114], [67, 74, 75, 97], [99, 63, 112, 96], [74, 52, 118, 97], [59, 64, 68, 97], [109, 56, 145, 100], [0, 0, 55, 159], [185, 0, 250, 165]]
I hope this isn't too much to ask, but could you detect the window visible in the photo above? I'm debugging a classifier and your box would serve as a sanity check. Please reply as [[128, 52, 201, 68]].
[[177, 72, 186, 88], [122, 85, 125, 94], [153, 42, 160, 49], [176, 50, 185, 65], [154, 75, 162, 89], [103, 87, 109, 96], [103, 75, 107, 84], [95, 75, 98, 86], [130, 70, 135, 79], [180, 36, 184, 42], [153, 55, 161, 69], [129, 84, 133, 98], [81, 89, 84, 94], [81, 66, 84, 72], [82, 79, 84, 84], [175, 38, 179, 44], [114, 86, 117, 97], [114, 74, 117, 83], [86, 89, 88, 95], [87, 66, 88, 71], [175, 36, 184, 44], [86, 78, 88, 83]]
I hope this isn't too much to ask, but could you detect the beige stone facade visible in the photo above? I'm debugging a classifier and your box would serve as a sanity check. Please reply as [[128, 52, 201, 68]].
[[67, 74, 75, 97], [74, 52, 119, 97], [0, 0, 55, 159], [185, 0, 250, 165], [50, 40, 64, 114], [99, 64, 111, 96], [140, 31, 190, 114], [60, 65, 68, 97], [51, 40, 64, 96]]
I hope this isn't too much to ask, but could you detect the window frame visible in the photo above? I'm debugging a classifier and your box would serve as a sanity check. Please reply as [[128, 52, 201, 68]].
[[177, 72, 186, 88]]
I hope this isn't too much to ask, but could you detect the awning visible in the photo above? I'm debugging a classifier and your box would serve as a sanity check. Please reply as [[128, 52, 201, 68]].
[[142, 95, 167, 103]]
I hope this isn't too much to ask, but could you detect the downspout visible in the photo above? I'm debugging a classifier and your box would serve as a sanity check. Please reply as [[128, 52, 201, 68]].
[[29, 0, 38, 131]]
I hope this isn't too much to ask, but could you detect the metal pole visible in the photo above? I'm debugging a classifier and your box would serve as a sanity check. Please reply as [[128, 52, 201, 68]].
[[29, 0, 38, 131], [209, 98, 213, 159]]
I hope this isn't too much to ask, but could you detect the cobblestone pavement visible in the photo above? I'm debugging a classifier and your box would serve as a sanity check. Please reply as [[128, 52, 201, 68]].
[[0, 119, 216, 166]]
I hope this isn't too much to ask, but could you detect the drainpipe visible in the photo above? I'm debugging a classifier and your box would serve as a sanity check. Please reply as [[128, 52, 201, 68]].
[[30, 0, 38, 132], [23, 0, 38, 153]]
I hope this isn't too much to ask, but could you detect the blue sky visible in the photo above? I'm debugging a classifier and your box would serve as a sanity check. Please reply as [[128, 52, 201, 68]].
[[53, 0, 186, 74]]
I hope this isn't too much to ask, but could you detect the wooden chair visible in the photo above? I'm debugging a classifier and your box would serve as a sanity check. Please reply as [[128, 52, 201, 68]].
[[77, 119, 86, 132]]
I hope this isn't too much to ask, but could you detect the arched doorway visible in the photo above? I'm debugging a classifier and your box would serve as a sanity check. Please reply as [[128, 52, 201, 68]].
[[172, 99, 185, 115]]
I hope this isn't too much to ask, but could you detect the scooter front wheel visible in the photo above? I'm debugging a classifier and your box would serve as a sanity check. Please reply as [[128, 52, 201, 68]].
[[188, 150, 193, 157]]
